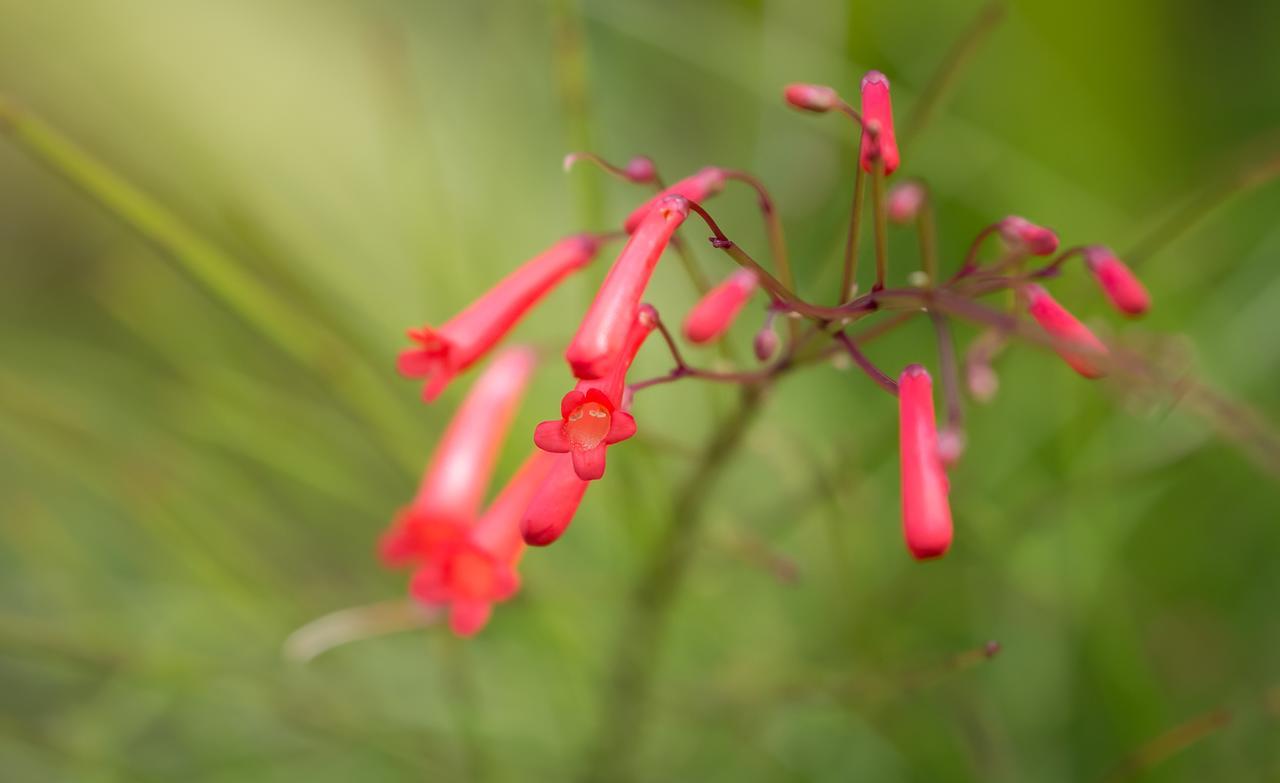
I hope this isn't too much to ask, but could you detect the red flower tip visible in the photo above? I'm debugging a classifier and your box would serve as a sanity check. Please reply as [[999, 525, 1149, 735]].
[[887, 181, 926, 224], [784, 83, 839, 113], [568, 198, 688, 379], [898, 364, 954, 560], [1024, 284, 1109, 378], [399, 237, 598, 400], [623, 168, 724, 233], [1083, 245, 1150, 317], [858, 71, 900, 176], [682, 269, 759, 344], [754, 324, 780, 362], [522, 455, 591, 546], [998, 216, 1059, 256]]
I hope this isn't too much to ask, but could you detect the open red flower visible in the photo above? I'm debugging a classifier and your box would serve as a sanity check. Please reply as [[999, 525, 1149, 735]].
[[379, 347, 536, 567], [410, 450, 557, 636], [1024, 284, 1109, 378], [622, 168, 725, 233], [998, 216, 1059, 256], [566, 198, 687, 379], [898, 365, 953, 560], [682, 269, 759, 344], [1084, 245, 1150, 317], [539, 305, 656, 480], [522, 454, 591, 547], [398, 235, 599, 401], [859, 71, 900, 175]]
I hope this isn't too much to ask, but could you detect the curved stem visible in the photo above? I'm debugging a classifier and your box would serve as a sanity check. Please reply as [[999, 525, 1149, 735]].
[[722, 169, 792, 295], [834, 331, 898, 396]]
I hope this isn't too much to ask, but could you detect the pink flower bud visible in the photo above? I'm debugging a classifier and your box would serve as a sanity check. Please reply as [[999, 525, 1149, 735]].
[[966, 362, 999, 403], [1083, 245, 1150, 317], [623, 168, 725, 233], [1024, 284, 1109, 378], [522, 454, 591, 546], [783, 83, 839, 113], [624, 155, 657, 184], [898, 365, 953, 560], [399, 235, 599, 401], [682, 269, 759, 344], [380, 347, 536, 567], [859, 71, 900, 176], [567, 198, 687, 379], [998, 216, 1059, 256], [753, 325, 780, 362], [887, 181, 926, 223], [936, 427, 966, 468]]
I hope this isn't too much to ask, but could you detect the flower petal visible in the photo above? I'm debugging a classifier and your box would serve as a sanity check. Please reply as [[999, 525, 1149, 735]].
[[571, 444, 607, 481], [533, 420, 572, 453], [560, 390, 587, 419], [605, 411, 637, 444], [449, 600, 493, 637]]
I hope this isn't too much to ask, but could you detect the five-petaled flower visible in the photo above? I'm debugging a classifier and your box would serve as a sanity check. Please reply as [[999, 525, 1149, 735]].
[[398, 235, 599, 401]]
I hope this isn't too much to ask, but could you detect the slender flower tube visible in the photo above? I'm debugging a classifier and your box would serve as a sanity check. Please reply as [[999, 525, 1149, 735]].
[[521, 454, 591, 546], [622, 168, 724, 233], [998, 216, 1059, 256], [1024, 284, 1109, 378], [379, 347, 536, 567], [538, 306, 656, 480], [784, 83, 839, 113], [887, 181, 926, 224], [410, 450, 558, 636], [398, 235, 600, 401], [566, 198, 688, 379], [898, 365, 953, 560], [1083, 245, 1150, 317], [859, 71, 900, 175], [682, 269, 759, 344]]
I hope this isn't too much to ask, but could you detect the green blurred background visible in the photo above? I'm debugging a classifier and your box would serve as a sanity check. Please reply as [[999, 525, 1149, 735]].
[[3, 0, 1279, 780]]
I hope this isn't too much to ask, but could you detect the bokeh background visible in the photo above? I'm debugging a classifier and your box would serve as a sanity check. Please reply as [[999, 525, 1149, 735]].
[[3, 0, 1280, 780]]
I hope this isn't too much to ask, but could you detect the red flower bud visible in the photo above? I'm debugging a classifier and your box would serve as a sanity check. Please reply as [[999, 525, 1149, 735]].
[[998, 216, 1059, 256], [1024, 284, 1109, 378], [1083, 245, 1150, 317], [567, 198, 687, 379], [783, 83, 839, 113], [380, 347, 536, 567], [898, 365, 953, 560], [887, 181, 926, 223], [753, 325, 780, 362], [622, 168, 725, 234], [399, 236, 599, 401], [858, 71, 900, 176], [682, 269, 759, 344], [624, 155, 657, 184]]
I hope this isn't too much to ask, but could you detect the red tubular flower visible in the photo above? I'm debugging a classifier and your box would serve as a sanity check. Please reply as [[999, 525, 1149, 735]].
[[566, 198, 688, 379], [784, 83, 839, 113], [898, 365, 953, 560], [622, 168, 724, 233], [379, 347, 536, 567], [998, 216, 1059, 256], [1083, 245, 1150, 317], [398, 235, 599, 401], [887, 181, 926, 223], [410, 450, 558, 636], [1024, 284, 1109, 378], [858, 71, 900, 176], [521, 454, 591, 546], [682, 269, 759, 344], [539, 306, 656, 480]]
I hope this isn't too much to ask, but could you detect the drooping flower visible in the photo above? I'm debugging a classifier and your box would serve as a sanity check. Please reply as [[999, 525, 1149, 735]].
[[398, 236, 599, 401], [410, 450, 558, 636], [538, 305, 656, 480], [521, 454, 591, 546], [682, 269, 759, 344], [784, 83, 839, 113], [566, 198, 688, 379], [998, 216, 1059, 256], [887, 181, 926, 223], [380, 347, 536, 567], [858, 71, 900, 176], [1083, 245, 1150, 317], [1024, 284, 1109, 378], [898, 365, 953, 560], [622, 168, 724, 233]]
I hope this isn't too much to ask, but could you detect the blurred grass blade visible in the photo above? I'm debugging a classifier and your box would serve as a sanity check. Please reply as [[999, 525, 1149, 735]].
[[283, 599, 440, 663], [0, 97, 419, 471], [903, 1, 1006, 142]]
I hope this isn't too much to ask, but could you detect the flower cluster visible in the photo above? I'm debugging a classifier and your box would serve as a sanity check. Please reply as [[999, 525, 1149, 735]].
[[382, 68, 1152, 634]]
